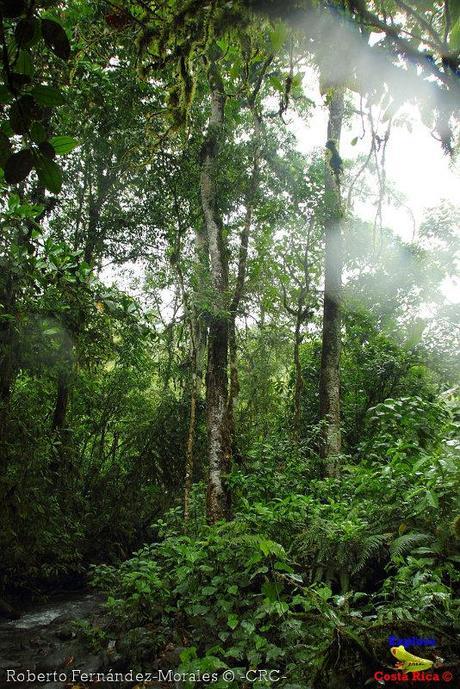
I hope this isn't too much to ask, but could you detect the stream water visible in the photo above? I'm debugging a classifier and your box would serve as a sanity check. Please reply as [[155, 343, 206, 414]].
[[0, 592, 106, 688]]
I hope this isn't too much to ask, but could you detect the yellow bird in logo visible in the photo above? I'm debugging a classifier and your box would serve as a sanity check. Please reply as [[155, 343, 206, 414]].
[[391, 645, 433, 672]]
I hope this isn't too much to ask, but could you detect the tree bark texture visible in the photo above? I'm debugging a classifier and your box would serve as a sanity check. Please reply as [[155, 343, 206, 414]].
[[319, 88, 345, 475], [200, 67, 231, 523]]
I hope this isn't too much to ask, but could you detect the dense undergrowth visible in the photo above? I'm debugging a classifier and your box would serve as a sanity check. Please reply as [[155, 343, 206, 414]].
[[88, 395, 460, 688]]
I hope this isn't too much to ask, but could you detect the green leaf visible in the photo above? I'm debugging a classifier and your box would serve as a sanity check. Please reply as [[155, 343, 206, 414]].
[[316, 585, 332, 600], [14, 50, 34, 77], [38, 142, 56, 160], [0, 85, 13, 104], [269, 75, 284, 93], [15, 18, 41, 48], [273, 561, 294, 573], [425, 490, 439, 508], [227, 613, 238, 630], [50, 136, 79, 155], [258, 538, 284, 557], [262, 580, 283, 601], [351, 136, 358, 146], [449, 18, 460, 50], [208, 42, 224, 61], [272, 601, 289, 615], [34, 155, 63, 193], [270, 22, 287, 51], [179, 646, 197, 663], [41, 18, 71, 60], [31, 85, 65, 107], [30, 122, 47, 144], [9, 100, 32, 135], [4, 149, 34, 184]]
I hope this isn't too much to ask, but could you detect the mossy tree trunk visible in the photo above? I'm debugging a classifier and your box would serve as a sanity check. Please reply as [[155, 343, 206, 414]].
[[319, 87, 345, 475], [200, 64, 232, 523]]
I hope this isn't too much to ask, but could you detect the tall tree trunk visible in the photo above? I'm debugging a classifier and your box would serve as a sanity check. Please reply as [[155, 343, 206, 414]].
[[281, 235, 312, 440], [170, 183, 209, 524], [51, 369, 71, 432], [293, 310, 304, 436], [227, 161, 256, 456], [49, 375, 71, 480], [184, 326, 198, 524], [200, 65, 231, 523], [227, 105, 262, 457], [51, 168, 112, 447], [319, 87, 345, 476]]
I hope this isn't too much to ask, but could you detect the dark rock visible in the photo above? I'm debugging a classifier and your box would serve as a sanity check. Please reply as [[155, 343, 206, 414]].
[[0, 592, 105, 686], [54, 624, 75, 641], [0, 599, 20, 620]]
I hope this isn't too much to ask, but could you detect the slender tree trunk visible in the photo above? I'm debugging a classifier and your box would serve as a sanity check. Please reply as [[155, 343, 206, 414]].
[[184, 314, 202, 524], [51, 369, 70, 432], [319, 88, 345, 475], [170, 185, 209, 523], [227, 168, 255, 456], [51, 169, 112, 447], [183, 293, 207, 524], [184, 375, 197, 523], [200, 67, 231, 523], [183, 316, 208, 523], [227, 109, 261, 456], [50, 345, 74, 480], [227, 322, 239, 448], [293, 312, 304, 436], [83, 167, 114, 266]]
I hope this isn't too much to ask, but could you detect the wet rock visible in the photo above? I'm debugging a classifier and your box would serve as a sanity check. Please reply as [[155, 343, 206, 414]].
[[54, 624, 75, 641], [157, 643, 186, 668], [0, 592, 105, 687]]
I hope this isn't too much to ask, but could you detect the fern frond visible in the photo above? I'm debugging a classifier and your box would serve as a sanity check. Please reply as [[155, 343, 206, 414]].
[[352, 533, 388, 574], [389, 532, 431, 558]]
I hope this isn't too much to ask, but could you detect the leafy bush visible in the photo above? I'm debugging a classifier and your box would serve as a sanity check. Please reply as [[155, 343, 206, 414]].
[[89, 400, 459, 687]]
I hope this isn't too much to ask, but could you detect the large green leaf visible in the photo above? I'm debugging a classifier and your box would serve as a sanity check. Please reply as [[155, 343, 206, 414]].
[[269, 22, 287, 51], [14, 50, 34, 77], [449, 18, 460, 51], [41, 18, 70, 60], [50, 136, 79, 155], [9, 100, 32, 134], [31, 85, 65, 107], [15, 18, 41, 48], [451, 0, 460, 22], [35, 155, 63, 193], [4, 149, 34, 184], [30, 122, 47, 144]]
